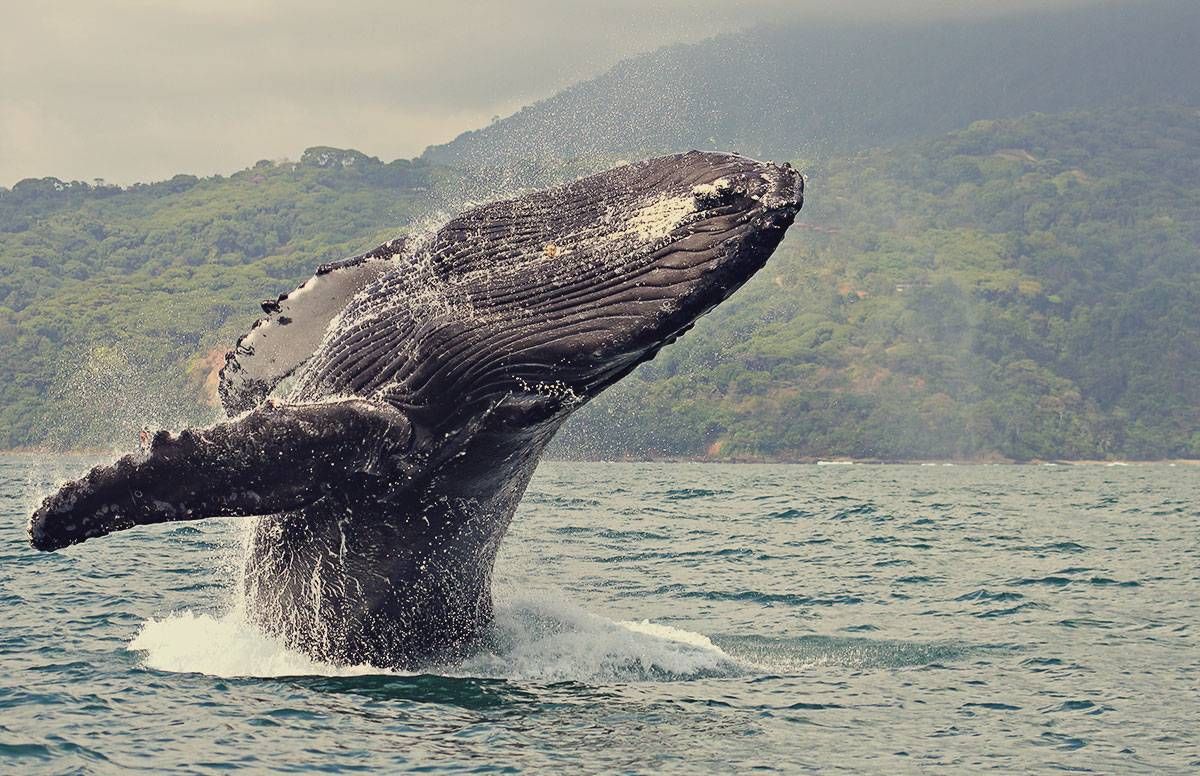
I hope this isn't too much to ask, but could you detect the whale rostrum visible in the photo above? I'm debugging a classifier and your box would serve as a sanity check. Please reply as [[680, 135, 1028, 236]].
[[29, 151, 804, 669]]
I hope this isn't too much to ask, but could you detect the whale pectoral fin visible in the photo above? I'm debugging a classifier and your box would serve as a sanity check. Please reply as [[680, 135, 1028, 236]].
[[29, 399, 417, 552], [218, 239, 405, 416]]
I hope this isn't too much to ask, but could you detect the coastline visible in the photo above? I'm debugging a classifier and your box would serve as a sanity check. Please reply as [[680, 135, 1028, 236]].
[[542, 456, 1200, 466], [4, 448, 1196, 466]]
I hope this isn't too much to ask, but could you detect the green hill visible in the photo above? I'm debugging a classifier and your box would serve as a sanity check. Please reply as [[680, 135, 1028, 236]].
[[556, 106, 1200, 460], [0, 149, 442, 447], [1, 106, 1197, 459]]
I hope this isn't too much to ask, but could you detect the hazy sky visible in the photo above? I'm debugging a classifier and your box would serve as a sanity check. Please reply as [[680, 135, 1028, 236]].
[[1, 0, 1098, 186]]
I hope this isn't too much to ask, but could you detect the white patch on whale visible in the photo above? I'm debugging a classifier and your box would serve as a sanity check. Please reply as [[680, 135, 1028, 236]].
[[595, 193, 696, 249]]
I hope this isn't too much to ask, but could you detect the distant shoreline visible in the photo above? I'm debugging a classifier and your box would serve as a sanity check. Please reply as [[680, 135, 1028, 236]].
[[3, 448, 1196, 466], [546, 456, 1200, 466]]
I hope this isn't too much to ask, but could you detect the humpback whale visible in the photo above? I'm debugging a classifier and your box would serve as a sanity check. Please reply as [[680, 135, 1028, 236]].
[[29, 151, 804, 669]]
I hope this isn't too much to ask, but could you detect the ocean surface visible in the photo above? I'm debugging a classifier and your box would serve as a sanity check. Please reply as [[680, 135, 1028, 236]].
[[1, 456, 1197, 773]]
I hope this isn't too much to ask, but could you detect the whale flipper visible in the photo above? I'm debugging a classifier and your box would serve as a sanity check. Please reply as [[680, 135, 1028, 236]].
[[218, 240, 405, 415], [29, 399, 416, 551]]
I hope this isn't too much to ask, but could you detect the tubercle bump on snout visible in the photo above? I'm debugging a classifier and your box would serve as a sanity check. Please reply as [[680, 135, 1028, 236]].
[[757, 161, 804, 213]]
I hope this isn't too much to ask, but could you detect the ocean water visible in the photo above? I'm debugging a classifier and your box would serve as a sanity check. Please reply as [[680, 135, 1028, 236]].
[[1, 456, 1197, 773]]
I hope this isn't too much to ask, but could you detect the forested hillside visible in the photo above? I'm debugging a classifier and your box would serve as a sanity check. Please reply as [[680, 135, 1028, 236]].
[[555, 106, 1200, 460], [424, 1, 1200, 178], [1, 107, 1197, 459], [0, 149, 441, 447]]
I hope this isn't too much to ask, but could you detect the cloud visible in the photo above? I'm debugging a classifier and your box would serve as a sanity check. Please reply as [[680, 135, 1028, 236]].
[[0, 0, 1099, 185]]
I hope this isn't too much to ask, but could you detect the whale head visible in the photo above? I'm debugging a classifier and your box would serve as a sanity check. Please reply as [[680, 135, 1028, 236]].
[[306, 151, 805, 435]]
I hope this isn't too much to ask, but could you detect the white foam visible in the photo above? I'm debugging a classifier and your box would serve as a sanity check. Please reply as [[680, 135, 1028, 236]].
[[128, 597, 740, 683], [460, 597, 739, 682], [130, 610, 391, 678]]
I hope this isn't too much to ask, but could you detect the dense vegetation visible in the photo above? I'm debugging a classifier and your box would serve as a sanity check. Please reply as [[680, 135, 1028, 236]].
[[1, 107, 1197, 459], [0, 148, 440, 447], [556, 106, 1200, 460]]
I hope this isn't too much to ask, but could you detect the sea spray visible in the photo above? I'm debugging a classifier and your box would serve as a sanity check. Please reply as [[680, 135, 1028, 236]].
[[128, 595, 740, 683]]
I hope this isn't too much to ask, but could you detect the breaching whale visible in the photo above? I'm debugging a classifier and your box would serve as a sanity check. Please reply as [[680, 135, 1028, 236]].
[[29, 151, 804, 669]]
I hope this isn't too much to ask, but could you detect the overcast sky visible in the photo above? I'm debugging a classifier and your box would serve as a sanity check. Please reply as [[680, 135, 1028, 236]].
[[1, 0, 1098, 187]]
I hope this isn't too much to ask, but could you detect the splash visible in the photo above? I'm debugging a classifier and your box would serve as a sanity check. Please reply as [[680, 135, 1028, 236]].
[[461, 596, 740, 682], [128, 596, 741, 683], [45, 344, 209, 451], [130, 610, 381, 678]]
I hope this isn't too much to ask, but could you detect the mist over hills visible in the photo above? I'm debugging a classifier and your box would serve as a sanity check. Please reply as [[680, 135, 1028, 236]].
[[424, 1, 1200, 174]]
